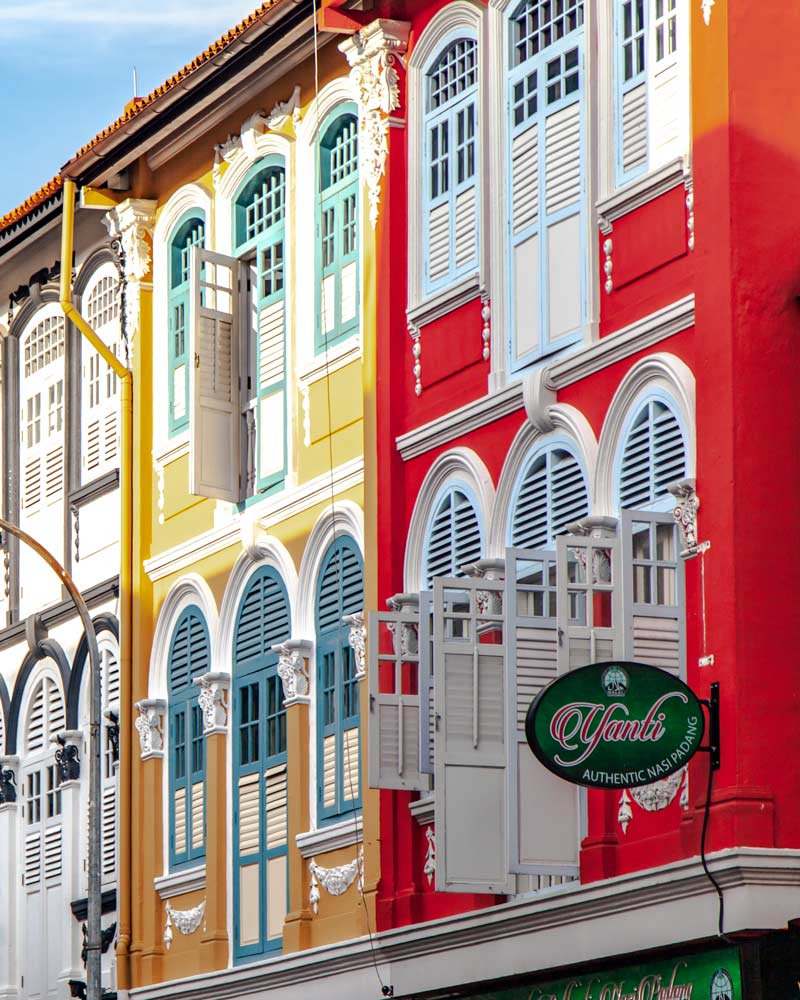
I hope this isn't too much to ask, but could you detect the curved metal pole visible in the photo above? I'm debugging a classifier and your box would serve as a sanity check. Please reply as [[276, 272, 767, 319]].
[[0, 518, 103, 1000]]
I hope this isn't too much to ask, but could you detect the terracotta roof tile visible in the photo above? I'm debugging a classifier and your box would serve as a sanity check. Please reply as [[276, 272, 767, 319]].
[[1, 0, 283, 236]]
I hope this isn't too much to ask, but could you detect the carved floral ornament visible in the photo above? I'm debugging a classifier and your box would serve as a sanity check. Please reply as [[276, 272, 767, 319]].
[[104, 199, 156, 348], [213, 85, 303, 180], [344, 611, 367, 679], [618, 767, 689, 835], [193, 672, 230, 735], [340, 20, 411, 228], [134, 699, 166, 759], [309, 847, 364, 914], [164, 898, 206, 950], [273, 639, 313, 706]]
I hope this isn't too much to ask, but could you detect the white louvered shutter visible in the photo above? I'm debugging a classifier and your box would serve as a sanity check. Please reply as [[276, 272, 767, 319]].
[[621, 510, 685, 676], [418, 591, 435, 777], [506, 548, 580, 880], [434, 576, 513, 894], [621, 83, 647, 174], [619, 400, 686, 509], [425, 488, 482, 588], [648, 0, 683, 167], [189, 247, 242, 502], [556, 530, 622, 673], [256, 298, 286, 487], [511, 448, 589, 550], [368, 609, 430, 792], [82, 266, 121, 480]]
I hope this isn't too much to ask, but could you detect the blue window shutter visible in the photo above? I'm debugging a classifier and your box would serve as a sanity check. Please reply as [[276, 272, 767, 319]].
[[619, 399, 686, 510], [167, 605, 210, 869], [232, 568, 291, 961], [167, 212, 205, 436], [316, 537, 364, 823]]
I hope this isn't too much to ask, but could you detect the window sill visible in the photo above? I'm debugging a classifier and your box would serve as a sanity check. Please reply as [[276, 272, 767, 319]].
[[153, 433, 190, 468], [597, 156, 689, 227], [295, 815, 362, 858], [408, 794, 435, 827], [407, 274, 482, 334], [297, 336, 362, 386], [154, 864, 206, 899]]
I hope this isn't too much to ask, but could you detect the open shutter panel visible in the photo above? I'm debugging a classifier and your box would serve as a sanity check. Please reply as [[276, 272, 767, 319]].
[[621, 510, 685, 677], [418, 592, 435, 777], [189, 247, 242, 502], [557, 529, 622, 673], [257, 299, 286, 488], [648, 40, 681, 166], [506, 548, 581, 879], [434, 576, 513, 894], [368, 610, 430, 792]]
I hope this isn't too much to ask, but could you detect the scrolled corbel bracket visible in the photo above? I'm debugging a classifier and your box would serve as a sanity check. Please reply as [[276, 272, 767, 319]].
[[522, 366, 559, 433], [343, 611, 366, 680], [193, 672, 231, 735], [667, 478, 701, 556], [134, 698, 167, 760], [273, 638, 314, 707]]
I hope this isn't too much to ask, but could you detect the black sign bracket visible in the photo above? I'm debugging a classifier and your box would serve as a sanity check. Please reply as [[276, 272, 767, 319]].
[[698, 681, 721, 771]]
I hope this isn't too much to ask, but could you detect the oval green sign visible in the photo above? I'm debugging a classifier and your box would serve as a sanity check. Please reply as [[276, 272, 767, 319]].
[[525, 661, 705, 789]]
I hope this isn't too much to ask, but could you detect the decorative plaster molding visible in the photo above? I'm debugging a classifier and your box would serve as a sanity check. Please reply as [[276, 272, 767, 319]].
[[134, 699, 166, 759], [309, 847, 364, 914], [603, 238, 614, 294], [340, 20, 410, 228], [155, 864, 207, 900], [597, 158, 690, 224], [481, 299, 491, 362], [424, 826, 436, 885], [619, 769, 689, 834], [411, 329, 422, 397], [685, 184, 695, 251], [193, 672, 230, 735], [273, 639, 313, 706], [669, 479, 700, 554], [343, 612, 366, 679], [296, 815, 363, 859], [105, 199, 156, 351], [299, 382, 311, 447], [296, 337, 362, 386], [408, 794, 435, 827], [702, 0, 714, 25], [53, 730, 83, 783], [0, 756, 19, 805], [164, 898, 206, 950], [406, 274, 482, 334], [213, 86, 302, 184]]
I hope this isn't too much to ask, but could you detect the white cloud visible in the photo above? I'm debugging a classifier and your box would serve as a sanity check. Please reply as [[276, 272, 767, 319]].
[[0, 0, 259, 32]]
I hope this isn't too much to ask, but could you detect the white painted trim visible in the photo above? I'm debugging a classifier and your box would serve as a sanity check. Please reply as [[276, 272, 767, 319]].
[[406, 275, 482, 334], [597, 158, 690, 226], [408, 795, 435, 826], [403, 447, 495, 592], [295, 338, 362, 386], [295, 815, 362, 858], [143, 457, 364, 581], [595, 352, 696, 517], [154, 864, 207, 900], [152, 435, 190, 468], [129, 848, 800, 1000]]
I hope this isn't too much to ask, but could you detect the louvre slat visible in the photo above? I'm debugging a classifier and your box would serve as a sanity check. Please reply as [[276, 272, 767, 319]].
[[238, 773, 260, 855]]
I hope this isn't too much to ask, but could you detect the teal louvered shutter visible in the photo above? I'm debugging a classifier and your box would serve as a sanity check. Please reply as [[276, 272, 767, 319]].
[[316, 538, 364, 823], [619, 399, 686, 510], [506, 548, 580, 880], [168, 606, 210, 869], [168, 213, 205, 436], [621, 509, 685, 676], [508, 0, 585, 371], [425, 487, 482, 588], [233, 568, 291, 961], [511, 447, 589, 549]]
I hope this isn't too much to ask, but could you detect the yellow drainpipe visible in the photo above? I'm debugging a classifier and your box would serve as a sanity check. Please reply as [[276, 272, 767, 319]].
[[59, 177, 134, 988]]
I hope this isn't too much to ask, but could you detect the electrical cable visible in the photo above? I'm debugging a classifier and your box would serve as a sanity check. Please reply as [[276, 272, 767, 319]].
[[311, 2, 391, 992], [699, 715, 732, 943]]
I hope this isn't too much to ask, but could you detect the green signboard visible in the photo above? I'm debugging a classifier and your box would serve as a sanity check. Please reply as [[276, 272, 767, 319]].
[[471, 947, 741, 1000], [525, 661, 705, 789]]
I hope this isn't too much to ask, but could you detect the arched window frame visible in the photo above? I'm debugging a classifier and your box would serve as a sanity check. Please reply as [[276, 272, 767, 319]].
[[315, 536, 363, 825], [422, 481, 484, 587], [167, 211, 206, 437], [315, 104, 360, 355], [231, 566, 291, 961], [505, 0, 587, 372], [167, 605, 210, 870], [233, 157, 288, 495]]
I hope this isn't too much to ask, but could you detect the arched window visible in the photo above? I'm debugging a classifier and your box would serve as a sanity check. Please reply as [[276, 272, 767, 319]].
[[618, 397, 686, 510], [316, 537, 363, 823], [234, 161, 288, 494], [423, 36, 479, 293], [507, 0, 585, 370], [81, 263, 121, 480], [423, 486, 482, 588], [232, 568, 290, 960], [167, 607, 210, 869], [316, 108, 359, 353], [509, 445, 589, 549], [168, 212, 205, 435], [21, 672, 67, 1000]]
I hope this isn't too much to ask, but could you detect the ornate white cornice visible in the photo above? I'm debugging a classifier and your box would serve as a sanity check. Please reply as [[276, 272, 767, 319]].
[[343, 612, 366, 679], [273, 639, 313, 706], [104, 198, 156, 351], [134, 699, 167, 760], [213, 84, 302, 185], [193, 672, 230, 735], [340, 20, 410, 228]]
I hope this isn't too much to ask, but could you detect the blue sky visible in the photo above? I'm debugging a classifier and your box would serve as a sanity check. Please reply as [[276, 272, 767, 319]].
[[0, 1, 262, 217]]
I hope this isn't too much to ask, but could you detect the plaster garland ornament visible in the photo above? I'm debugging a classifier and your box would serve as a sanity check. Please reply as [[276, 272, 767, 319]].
[[618, 789, 633, 834], [481, 299, 491, 362], [134, 699, 166, 759], [273, 639, 313, 705], [702, 0, 714, 25], [193, 672, 230, 735], [423, 826, 436, 885], [308, 847, 364, 914], [344, 612, 367, 679], [603, 238, 614, 294], [618, 768, 689, 835], [340, 21, 410, 228], [163, 898, 206, 950]]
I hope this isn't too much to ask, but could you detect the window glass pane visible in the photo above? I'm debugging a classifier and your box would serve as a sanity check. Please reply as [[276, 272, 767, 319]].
[[512, 0, 584, 68], [428, 38, 478, 111]]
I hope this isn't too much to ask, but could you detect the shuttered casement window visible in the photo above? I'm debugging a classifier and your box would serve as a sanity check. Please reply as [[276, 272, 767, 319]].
[[433, 576, 513, 894], [316, 537, 364, 823], [168, 607, 210, 869], [168, 213, 205, 436], [621, 510, 685, 676], [423, 38, 479, 294], [424, 487, 482, 589], [618, 398, 686, 510], [233, 568, 290, 961], [615, 0, 683, 186], [82, 265, 122, 480], [317, 109, 359, 353], [368, 606, 430, 792], [510, 446, 589, 549], [506, 549, 580, 882], [508, 0, 585, 370], [235, 161, 288, 494], [188, 247, 243, 502]]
